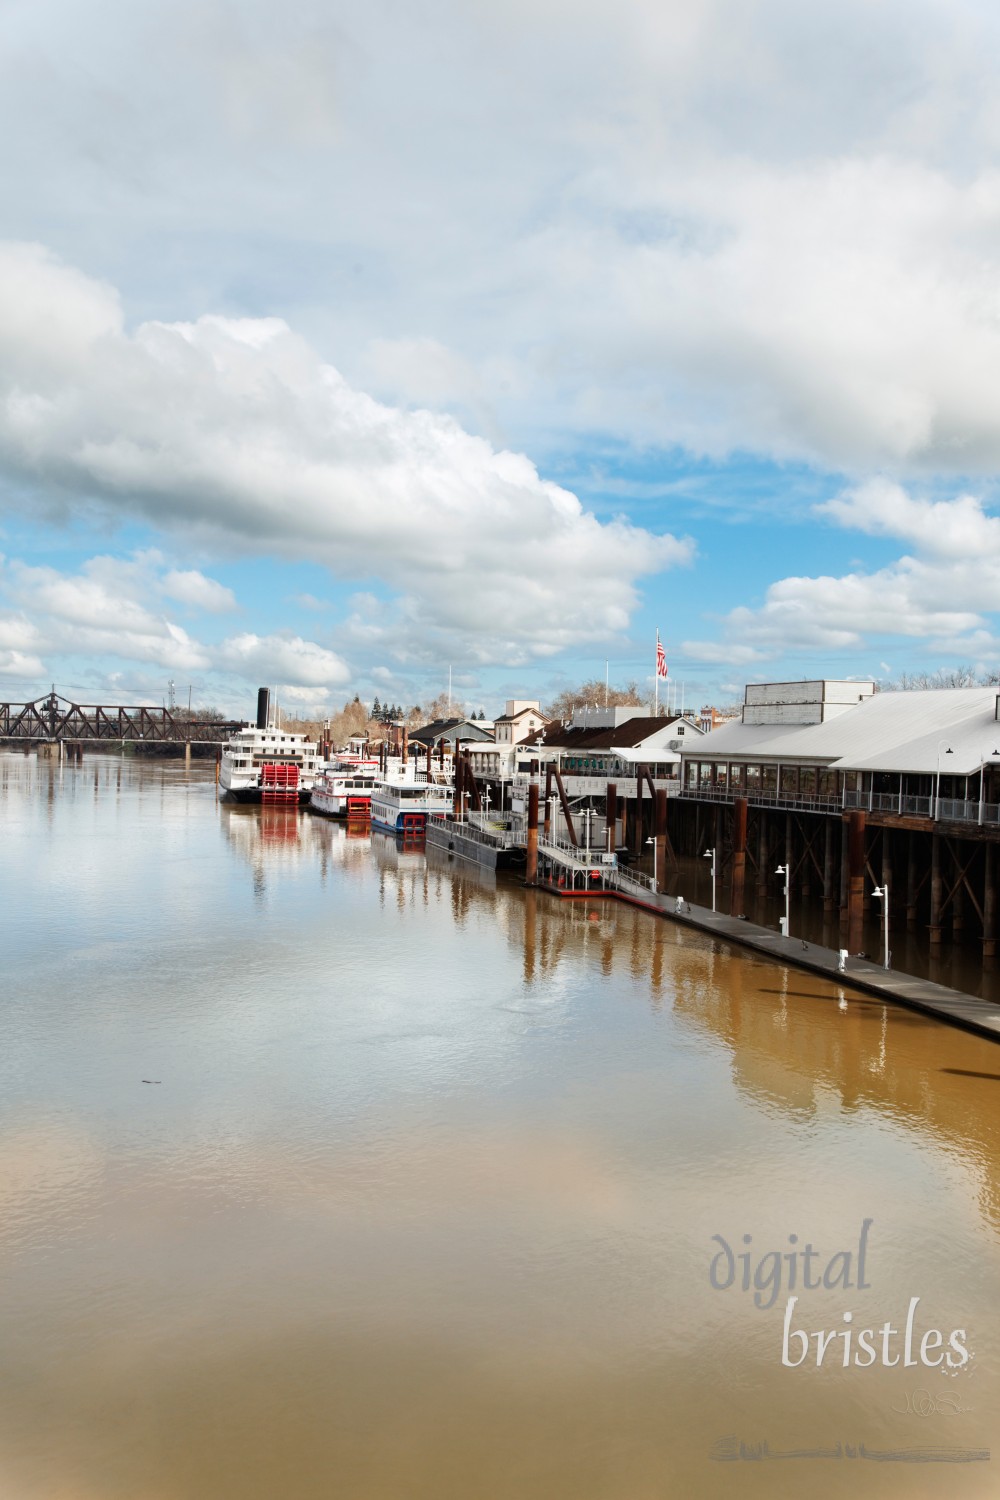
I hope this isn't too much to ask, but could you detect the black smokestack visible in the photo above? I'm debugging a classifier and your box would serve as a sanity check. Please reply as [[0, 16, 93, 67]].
[[256, 687, 270, 729]]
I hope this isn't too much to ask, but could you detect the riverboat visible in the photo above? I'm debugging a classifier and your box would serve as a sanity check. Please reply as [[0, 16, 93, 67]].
[[369, 772, 454, 834], [310, 757, 381, 818], [219, 725, 321, 803]]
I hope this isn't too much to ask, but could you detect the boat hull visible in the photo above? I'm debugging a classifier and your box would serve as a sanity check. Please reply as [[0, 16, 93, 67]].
[[370, 809, 428, 833], [310, 794, 372, 818], [221, 786, 312, 804]]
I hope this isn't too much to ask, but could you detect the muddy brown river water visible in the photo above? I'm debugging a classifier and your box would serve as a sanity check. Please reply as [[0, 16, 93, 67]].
[[1, 752, 999, 1498]]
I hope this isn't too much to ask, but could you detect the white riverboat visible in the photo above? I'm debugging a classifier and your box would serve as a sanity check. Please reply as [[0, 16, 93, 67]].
[[310, 756, 381, 818], [369, 771, 454, 834], [219, 724, 321, 802]]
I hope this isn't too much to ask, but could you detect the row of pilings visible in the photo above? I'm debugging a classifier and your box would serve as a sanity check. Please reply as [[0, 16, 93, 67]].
[[515, 772, 1000, 962], [666, 794, 1000, 960]]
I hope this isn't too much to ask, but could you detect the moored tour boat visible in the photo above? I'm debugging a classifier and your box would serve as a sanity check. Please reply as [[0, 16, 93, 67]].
[[310, 757, 380, 818], [369, 771, 454, 834], [219, 724, 321, 803]]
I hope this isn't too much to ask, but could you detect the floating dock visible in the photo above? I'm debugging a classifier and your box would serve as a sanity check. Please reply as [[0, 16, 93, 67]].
[[425, 813, 520, 871]]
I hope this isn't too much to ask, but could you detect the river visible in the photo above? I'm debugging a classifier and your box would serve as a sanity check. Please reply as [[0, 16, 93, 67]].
[[1, 752, 999, 1498]]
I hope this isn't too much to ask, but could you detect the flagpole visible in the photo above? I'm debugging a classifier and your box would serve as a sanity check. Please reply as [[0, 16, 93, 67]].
[[654, 630, 659, 717]]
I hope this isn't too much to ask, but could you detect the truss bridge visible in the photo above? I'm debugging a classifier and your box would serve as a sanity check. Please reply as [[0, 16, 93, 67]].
[[0, 691, 241, 745]]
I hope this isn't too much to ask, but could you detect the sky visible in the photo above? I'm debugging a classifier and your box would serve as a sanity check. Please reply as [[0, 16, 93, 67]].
[[3, 0, 1000, 721]]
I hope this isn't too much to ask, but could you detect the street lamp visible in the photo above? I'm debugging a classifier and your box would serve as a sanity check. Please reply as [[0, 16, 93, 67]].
[[704, 846, 717, 912], [483, 785, 492, 819], [875, 876, 893, 972], [935, 740, 953, 820], [582, 807, 594, 858], [775, 863, 790, 937], [547, 793, 559, 844]]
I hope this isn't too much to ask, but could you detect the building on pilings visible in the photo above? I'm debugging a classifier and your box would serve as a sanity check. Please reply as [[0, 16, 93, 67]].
[[673, 680, 1000, 962]]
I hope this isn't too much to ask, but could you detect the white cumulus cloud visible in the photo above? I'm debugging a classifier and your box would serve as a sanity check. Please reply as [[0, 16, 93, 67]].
[[689, 483, 1000, 668], [162, 568, 237, 612], [0, 244, 691, 665], [216, 632, 350, 688], [818, 479, 1000, 559]]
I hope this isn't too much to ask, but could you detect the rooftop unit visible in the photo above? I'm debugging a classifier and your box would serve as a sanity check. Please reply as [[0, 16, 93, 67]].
[[742, 680, 875, 727], [570, 705, 647, 729]]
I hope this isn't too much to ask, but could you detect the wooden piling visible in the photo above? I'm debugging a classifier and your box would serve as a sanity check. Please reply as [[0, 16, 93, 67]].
[[847, 810, 865, 953], [452, 756, 463, 820], [985, 841, 996, 960], [839, 818, 849, 931], [605, 782, 617, 852], [654, 788, 667, 893], [906, 832, 919, 929], [930, 833, 942, 947], [629, 791, 642, 857], [730, 797, 747, 917], [823, 819, 836, 912], [526, 783, 539, 884]]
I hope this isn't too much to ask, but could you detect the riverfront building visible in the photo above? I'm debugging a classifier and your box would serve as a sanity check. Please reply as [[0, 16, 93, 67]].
[[494, 701, 551, 745], [672, 680, 1000, 960]]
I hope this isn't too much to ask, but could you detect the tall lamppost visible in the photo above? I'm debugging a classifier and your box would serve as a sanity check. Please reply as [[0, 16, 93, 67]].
[[582, 808, 594, 859], [935, 740, 953, 820], [704, 847, 717, 912], [872, 881, 890, 970], [548, 794, 559, 844], [775, 863, 790, 937]]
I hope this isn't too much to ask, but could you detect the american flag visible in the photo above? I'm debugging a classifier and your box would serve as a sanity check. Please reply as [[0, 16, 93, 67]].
[[656, 639, 668, 678]]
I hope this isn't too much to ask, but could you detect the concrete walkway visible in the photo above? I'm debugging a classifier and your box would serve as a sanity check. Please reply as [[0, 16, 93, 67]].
[[591, 881, 1000, 1044]]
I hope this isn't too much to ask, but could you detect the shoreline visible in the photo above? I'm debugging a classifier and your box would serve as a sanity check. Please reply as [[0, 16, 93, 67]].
[[532, 876, 1000, 1044]]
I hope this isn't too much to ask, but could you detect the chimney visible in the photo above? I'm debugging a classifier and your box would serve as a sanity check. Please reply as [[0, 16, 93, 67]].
[[256, 687, 270, 729]]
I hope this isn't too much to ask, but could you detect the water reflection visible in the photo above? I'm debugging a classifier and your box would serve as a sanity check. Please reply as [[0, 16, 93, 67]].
[[1, 753, 999, 1499]]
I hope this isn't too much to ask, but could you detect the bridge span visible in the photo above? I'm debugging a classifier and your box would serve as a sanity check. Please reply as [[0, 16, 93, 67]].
[[0, 691, 241, 745]]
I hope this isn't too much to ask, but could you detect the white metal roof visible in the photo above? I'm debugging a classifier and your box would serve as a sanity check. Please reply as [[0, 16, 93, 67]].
[[683, 688, 1000, 775]]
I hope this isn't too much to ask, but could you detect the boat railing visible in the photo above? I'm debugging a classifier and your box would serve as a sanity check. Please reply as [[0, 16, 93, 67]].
[[428, 814, 519, 849]]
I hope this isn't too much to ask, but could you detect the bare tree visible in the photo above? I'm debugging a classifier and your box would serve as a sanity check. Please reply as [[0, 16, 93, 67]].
[[880, 665, 998, 691], [544, 678, 643, 723]]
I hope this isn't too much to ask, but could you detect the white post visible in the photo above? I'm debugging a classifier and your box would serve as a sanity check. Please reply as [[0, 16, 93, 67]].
[[776, 864, 790, 937], [873, 882, 890, 970], [704, 847, 716, 911]]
